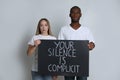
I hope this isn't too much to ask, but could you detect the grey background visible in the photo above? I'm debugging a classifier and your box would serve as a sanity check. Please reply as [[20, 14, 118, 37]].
[[0, 0, 120, 80]]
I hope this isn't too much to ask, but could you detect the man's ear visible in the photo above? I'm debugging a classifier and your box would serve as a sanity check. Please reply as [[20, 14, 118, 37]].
[[80, 13, 82, 17], [69, 13, 71, 17]]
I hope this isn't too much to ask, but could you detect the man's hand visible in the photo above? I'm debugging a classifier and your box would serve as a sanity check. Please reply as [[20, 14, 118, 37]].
[[88, 42, 95, 50]]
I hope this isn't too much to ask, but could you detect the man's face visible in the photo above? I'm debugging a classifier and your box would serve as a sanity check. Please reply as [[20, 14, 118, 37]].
[[70, 8, 81, 22]]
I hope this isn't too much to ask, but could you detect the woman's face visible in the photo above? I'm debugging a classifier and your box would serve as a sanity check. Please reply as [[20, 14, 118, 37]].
[[39, 20, 49, 34]]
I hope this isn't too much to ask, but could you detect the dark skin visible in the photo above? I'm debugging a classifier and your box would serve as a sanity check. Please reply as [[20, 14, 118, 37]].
[[69, 7, 95, 50]]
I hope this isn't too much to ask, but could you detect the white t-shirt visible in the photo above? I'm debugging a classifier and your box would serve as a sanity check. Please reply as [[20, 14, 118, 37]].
[[28, 34, 56, 71], [58, 25, 95, 42]]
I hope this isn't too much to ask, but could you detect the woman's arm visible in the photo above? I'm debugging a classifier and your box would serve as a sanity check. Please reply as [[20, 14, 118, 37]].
[[27, 45, 37, 56], [27, 40, 41, 56]]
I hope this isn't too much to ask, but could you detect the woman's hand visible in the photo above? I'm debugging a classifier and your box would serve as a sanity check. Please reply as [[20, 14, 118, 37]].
[[27, 40, 41, 56], [34, 40, 41, 47]]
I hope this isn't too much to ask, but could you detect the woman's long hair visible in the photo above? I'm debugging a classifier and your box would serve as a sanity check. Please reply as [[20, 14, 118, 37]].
[[35, 18, 52, 35]]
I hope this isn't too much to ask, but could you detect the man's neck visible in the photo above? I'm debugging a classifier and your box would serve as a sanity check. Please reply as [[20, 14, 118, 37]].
[[70, 22, 81, 30]]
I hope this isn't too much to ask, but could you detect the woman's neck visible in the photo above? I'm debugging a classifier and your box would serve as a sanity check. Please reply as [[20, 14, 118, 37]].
[[41, 33, 48, 36]]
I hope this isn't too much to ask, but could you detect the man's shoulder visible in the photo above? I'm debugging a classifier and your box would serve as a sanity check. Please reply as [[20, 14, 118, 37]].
[[81, 26, 90, 30]]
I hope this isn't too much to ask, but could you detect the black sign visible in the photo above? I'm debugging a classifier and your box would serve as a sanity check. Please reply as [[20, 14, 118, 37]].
[[38, 40, 89, 76]]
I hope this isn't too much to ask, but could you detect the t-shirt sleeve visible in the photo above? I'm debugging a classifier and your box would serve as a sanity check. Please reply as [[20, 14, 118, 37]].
[[28, 36, 35, 46], [87, 29, 95, 43]]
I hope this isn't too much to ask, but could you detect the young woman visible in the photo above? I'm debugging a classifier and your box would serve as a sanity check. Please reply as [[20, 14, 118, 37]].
[[27, 18, 57, 80]]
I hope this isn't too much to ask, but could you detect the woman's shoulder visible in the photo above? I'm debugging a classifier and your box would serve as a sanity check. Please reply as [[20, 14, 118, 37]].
[[31, 34, 42, 40], [33, 34, 41, 38], [32, 34, 56, 40], [48, 35, 56, 40]]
